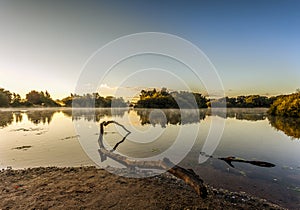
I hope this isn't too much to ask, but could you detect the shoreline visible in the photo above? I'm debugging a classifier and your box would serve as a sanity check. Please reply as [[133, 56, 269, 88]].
[[0, 166, 285, 209]]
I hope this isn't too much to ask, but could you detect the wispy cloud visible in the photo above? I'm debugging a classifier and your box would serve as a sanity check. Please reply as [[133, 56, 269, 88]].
[[99, 84, 117, 90]]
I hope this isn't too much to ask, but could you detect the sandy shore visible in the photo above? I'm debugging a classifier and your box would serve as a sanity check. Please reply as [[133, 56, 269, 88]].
[[0, 167, 285, 210]]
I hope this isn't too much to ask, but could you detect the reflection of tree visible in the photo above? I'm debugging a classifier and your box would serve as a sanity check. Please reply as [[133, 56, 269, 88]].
[[27, 110, 57, 124], [14, 112, 23, 123], [0, 111, 13, 127], [61, 109, 72, 118], [235, 112, 267, 121], [136, 108, 271, 127], [207, 109, 268, 121], [0, 111, 25, 127], [268, 116, 300, 139], [62, 108, 127, 122], [136, 109, 206, 127]]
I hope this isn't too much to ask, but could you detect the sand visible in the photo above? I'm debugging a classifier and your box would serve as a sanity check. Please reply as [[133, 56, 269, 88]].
[[0, 167, 285, 210]]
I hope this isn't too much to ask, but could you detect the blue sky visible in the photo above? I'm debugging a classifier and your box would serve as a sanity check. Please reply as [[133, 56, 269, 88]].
[[0, 0, 299, 99]]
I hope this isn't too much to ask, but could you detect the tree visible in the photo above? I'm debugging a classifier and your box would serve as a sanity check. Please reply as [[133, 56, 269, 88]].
[[45, 90, 51, 98], [268, 92, 300, 118], [0, 88, 12, 107], [236, 96, 246, 107], [26, 90, 42, 105], [135, 88, 208, 109], [111, 97, 127, 107], [62, 95, 74, 107], [26, 90, 60, 107], [11, 93, 22, 107]]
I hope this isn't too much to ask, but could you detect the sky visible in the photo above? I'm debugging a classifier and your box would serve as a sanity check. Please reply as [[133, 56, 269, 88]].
[[0, 0, 299, 100]]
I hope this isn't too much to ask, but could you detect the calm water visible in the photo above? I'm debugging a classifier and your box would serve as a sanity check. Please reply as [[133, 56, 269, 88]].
[[0, 108, 299, 208]]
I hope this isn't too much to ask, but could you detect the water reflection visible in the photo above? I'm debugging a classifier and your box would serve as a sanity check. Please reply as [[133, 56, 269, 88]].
[[27, 110, 56, 124], [0, 108, 299, 140], [207, 108, 268, 121], [14, 112, 23, 123], [136, 109, 206, 127], [268, 116, 300, 139], [0, 111, 25, 128], [235, 112, 267, 121], [62, 108, 127, 122], [135, 108, 269, 127], [0, 111, 13, 128]]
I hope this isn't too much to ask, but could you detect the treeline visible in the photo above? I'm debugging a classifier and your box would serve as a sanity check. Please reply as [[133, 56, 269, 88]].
[[62, 93, 127, 108], [134, 88, 276, 109], [209, 95, 276, 108], [134, 88, 300, 118], [0, 87, 127, 108], [209, 92, 300, 118], [135, 88, 208, 109], [1, 87, 299, 117], [0, 88, 60, 107]]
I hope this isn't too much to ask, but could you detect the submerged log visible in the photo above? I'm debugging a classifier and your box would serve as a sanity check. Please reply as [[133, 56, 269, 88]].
[[98, 121, 208, 198], [200, 152, 276, 169], [218, 156, 275, 168]]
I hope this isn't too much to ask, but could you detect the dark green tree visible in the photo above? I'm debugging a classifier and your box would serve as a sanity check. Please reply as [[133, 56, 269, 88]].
[[11, 93, 22, 107], [26, 90, 59, 107], [0, 88, 12, 107]]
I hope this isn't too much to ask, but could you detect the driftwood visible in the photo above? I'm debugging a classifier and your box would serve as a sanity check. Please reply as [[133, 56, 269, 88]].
[[199, 152, 276, 168], [219, 156, 275, 168], [97, 120, 208, 198]]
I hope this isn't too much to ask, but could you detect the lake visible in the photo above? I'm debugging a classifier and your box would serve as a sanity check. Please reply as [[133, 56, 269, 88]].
[[0, 108, 299, 209]]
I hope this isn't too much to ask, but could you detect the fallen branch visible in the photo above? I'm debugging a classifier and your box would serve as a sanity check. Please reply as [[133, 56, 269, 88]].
[[199, 152, 276, 168], [98, 121, 208, 198]]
